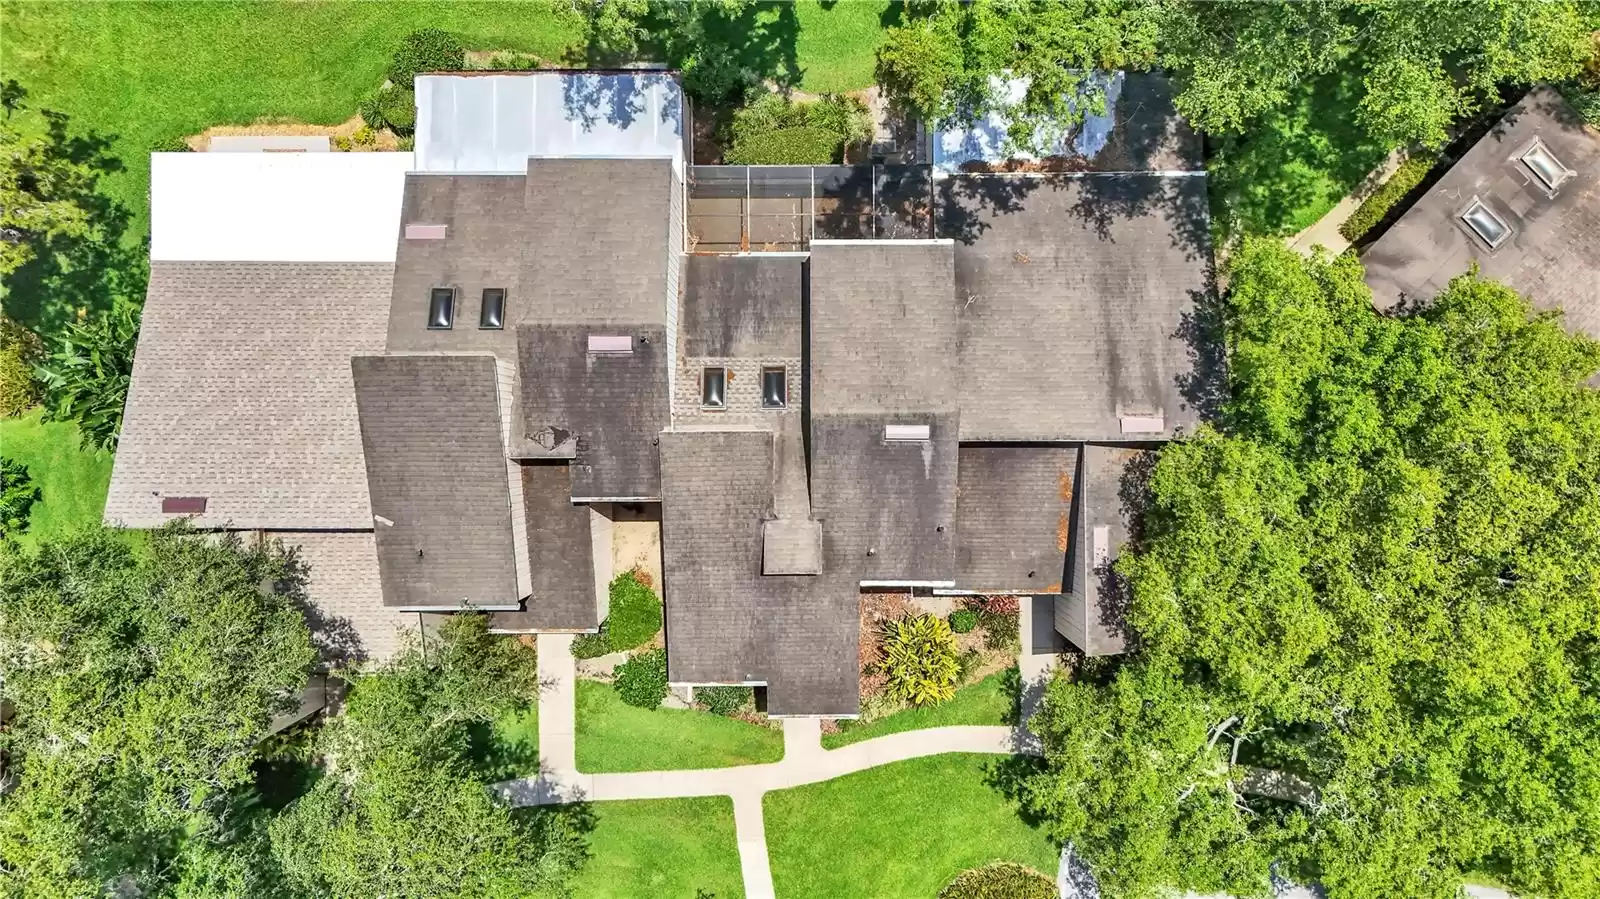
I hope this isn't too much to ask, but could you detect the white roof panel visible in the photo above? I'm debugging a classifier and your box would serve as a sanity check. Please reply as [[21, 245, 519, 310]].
[[415, 73, 683, 173], [933, 71, 1123, 173], [150, 152, 413, 263]]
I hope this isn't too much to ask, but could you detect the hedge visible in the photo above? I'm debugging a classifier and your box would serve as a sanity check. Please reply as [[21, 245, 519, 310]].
[[614, 649, 669, 709], [938, 862, 1055, 899], [1338, 153, 1438, 243], [726, 126, 842, 165]]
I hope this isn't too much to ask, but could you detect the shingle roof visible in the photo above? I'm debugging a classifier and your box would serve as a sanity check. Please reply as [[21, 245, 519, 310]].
[[1056, 445, 1144, 655], [682, 254, 804, 358], [106, 262, 391, 530], [283, 531, 413, 665], [487, 463, 598, 631], [351, 354, 520, 610], [517, 324, 668, 500], [1362, 87, 1600, 337], [944, 173, 1211, 441], [955, 445, 1076, 593]]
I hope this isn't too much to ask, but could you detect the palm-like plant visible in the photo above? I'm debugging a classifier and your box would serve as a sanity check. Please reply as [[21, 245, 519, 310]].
[[35, 302, 138, 451], [879, 613, 961, 707]]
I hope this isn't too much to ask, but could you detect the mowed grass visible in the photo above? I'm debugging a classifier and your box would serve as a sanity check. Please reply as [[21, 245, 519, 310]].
[[764, 753, 1058, 898], [567, 797, 744, 899], [823, 668, 1017, 749], [575, 679, 783, 773], [0, 410, 115, 548], [792, 0, 895, 93], [468, 704, 540, 782]]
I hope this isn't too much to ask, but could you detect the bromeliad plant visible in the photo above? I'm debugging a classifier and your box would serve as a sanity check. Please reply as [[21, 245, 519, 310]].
[[879, 613, 960, 707]]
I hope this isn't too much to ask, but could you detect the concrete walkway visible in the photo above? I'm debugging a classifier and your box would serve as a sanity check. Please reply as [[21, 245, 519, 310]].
[[1286, 147, 1407, 257]]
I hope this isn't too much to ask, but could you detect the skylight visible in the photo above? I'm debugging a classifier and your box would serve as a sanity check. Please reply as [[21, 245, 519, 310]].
[[1460, 198, 1512, 249], [1519, 139, 1573, 193], [884, 424, 930, 441], [479, 288, 505, 329], [761, 366, 787, 408], [701, 367, 727, 408], [427, 287, 455, 329]]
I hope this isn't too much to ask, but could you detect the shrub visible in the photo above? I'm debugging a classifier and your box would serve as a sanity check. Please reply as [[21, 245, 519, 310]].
[[1338, 153, 1438, 242], [964, 595, 1021, 650], [938, 862, 1056, 899], [571, 630, 612, 660], [378, 85, 417, 134], [605, 570, 662, 651], [726, 126, 842, 165], [487, 51, 541, 72], [36, 302, 139, 451], [0, 315, 44, 417], [613, 649, 669, 709], [804, 94, 874, 147], [150, 136, 191, 153], [697, 685, 751, 717], [879, 614, 960, 707], [332, 135, 353, 152], [729, 93, 871, 164], [0, 457, 40, 537], [351, 126, 376, 146], [948, 609, 978, 633], [358, 93, 386, 131], [387, 29, 464, 87], [398, 137, 415, 152]]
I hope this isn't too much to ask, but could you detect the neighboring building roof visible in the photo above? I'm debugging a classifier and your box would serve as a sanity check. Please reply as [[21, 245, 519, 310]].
[[149, 152, 413, 262], [681, 254, 804, 358], [955, 445, 1076, 593], [946, 173, 1211, 441], [106, 261, 391, 530], [351, 354, 521, 610], [487, 464, 598, 631], [1363, 87, 1600, 337], [1056, 445, 1145, 655], [414, 73, 684, 173], [517, 324, 668, 500], [284, 531, 413, 664]]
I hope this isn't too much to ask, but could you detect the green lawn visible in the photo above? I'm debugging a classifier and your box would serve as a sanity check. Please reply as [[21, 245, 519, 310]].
[[0, 409, 115, 548], [468, 704, 540, 782], [575, 679, 783, 773], [792, 0, 896, 93], [823, 668, 1017, 749], [567, 797, 744, 899], [1207, 67, 1393, 240], [764, 753, 1058, 898]]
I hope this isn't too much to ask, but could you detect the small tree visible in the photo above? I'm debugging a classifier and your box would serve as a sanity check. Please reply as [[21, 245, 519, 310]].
[[879, 613, 960, 706]]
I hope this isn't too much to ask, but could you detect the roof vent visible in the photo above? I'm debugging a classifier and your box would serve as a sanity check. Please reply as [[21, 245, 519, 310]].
[[161, 496, 208, 514], [1460, 197, 1512, 249], [587, 335, 633, 355], [1519, 138, 1574, 194], [404, 223, 448, 240], [884, 424, 930, 441], [1119, 412, 1165, 435], [1091, 525, 1110, 569]]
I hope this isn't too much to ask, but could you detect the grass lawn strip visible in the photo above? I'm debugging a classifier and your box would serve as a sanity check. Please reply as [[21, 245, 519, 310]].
[[0, 410, 115, 548], [467, 704, 539, 782], [565, 796, 744, 899], [823, 668, 1016, 749], [764, 753, 1058, 899], [574, 679, 783, 773]]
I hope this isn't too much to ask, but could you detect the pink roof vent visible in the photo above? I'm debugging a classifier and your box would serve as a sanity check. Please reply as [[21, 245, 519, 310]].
[[161, 496, 208, 514], [587, 335, 633, 355], [404, 223, 448, 240]]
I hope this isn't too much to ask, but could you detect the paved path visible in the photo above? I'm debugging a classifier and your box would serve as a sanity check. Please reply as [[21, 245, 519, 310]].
[[1287, 147, 1407, 257]]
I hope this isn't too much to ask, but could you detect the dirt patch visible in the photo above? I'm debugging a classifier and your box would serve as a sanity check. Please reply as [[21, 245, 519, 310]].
[[189, 114, 403, 151], [610, 514, 663, 594]]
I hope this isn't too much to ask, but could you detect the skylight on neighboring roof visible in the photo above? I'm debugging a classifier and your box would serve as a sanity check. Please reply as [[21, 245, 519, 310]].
[[701, 367, 727, 408], [479, 288, 505, 329], [761, 366, 787, 408], [1460, 198, 1512, 249], [427, 287, 455, 329], [1519, 138, 1574, 193], [162, 496, 208, 514], [884, 424, 930, 441], [587, 335, 633, 355], [404, 223, 448, 240]]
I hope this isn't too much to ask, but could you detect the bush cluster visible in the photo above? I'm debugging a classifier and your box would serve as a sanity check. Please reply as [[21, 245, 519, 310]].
[[387, 28, 464, 87], [1338, 153, 1438, 242], [879, 614, 960, 707], [614, 649, 669, 709], [726, 126, 843, 165], [963, 595, 1021, 650], [604, 571, 662, 651], [571, 631, 612, 659], [948, 609, 978, 633], [727, 92, 873, 165], [0, 316, 44, 417], [697, 685, 751, 717], [938, 862, 1056, 899]]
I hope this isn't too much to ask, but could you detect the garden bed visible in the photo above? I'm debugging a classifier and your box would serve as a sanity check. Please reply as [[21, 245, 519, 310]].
[[823, 668, 1017, 749]]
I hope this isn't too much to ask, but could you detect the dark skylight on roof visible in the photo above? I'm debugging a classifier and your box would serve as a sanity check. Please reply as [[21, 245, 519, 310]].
[[427, 287, 455, 329], [479, 288, 505, 329], [761, 366, 787, 408], [1519, 139, 1574, 193], [1460, 198, 1511, 249], [701, 367, 727, 408]]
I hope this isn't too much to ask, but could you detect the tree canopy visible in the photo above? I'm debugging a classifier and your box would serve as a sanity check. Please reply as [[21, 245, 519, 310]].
[[1026, 241, 1600, 899]]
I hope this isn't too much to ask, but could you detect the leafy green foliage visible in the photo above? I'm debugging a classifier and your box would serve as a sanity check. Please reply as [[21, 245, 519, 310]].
[[386, 28, 465, 88], [574, 0, 772, 105], [614, 648, 670, 710], [876, 0, 1160, 155], [35, 301, 138, 451], [697, 685, 752, 717], [0, 313, 44, 416], [729, 91, 872, 163], [605, 570, 663, 651], [1338, 152, 1438, 242], [725, 125, 843, 165], [948, 609, 978, 634], [879, 614, 961, 707], [0, 524, 318, 895], [0, 456, 39, 536], [1028, 240, 1600, 899], [938, 861, 1057, 899], [572, 629, 613, 659]]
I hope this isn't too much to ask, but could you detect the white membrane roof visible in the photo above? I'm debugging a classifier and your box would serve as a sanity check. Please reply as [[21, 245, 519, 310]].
[[150, 151, 414, 262], [414, 72, 683, 173]]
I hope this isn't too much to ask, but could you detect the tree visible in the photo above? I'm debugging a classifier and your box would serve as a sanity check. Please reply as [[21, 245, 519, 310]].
[[0, 456, 39, 536], [876, 0, 1161, 155], [1029, 240, 1600, 898], [572, 0, 784, 105], [0, 525, 318, 896], [0, 81, 98, 278], [35, 299, 139, 450], [269, 615, 587, 897]]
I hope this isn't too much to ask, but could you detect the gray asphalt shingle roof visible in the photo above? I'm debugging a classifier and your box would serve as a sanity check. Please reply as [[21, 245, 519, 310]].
[[955, 445, 1077, 593], [488, 463, 598, 631], [681, 254, 804, 358], [1056, 445, 1145, 655]]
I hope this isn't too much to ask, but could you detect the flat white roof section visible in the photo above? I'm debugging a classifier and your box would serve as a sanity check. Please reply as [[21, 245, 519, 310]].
[[414, 73, 683, 173], [151, 151, 414, 263]]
